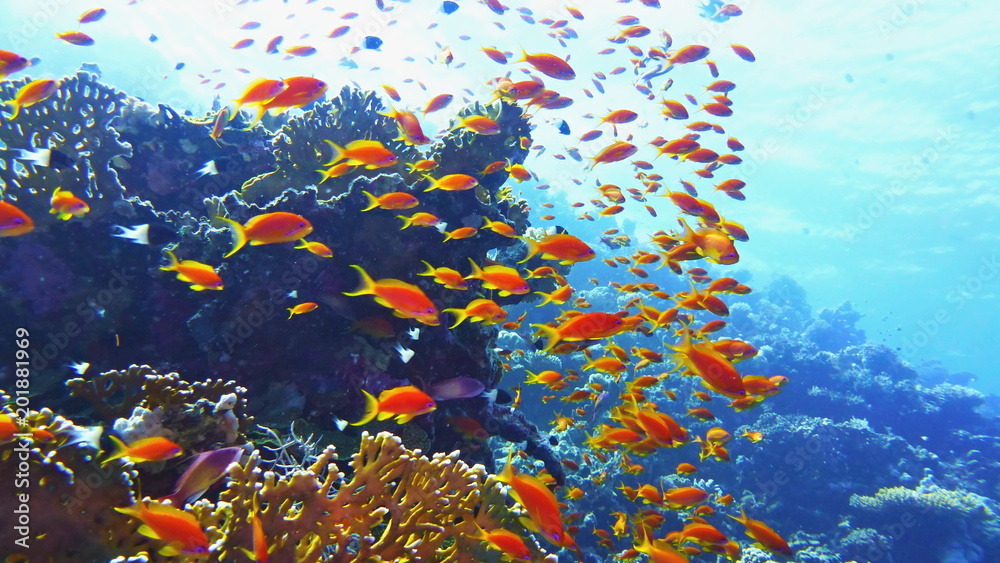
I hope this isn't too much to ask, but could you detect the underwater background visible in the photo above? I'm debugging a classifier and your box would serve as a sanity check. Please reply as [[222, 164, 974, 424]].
[[0, 0, 997, 562]]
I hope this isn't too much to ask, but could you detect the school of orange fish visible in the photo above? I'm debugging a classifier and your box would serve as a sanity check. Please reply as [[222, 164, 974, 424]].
[[0, 0, 798, 560]]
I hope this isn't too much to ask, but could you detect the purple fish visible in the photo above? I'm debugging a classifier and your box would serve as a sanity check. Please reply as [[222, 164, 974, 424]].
[[162, 446, 243, 506], [428, 377, 486, 401]]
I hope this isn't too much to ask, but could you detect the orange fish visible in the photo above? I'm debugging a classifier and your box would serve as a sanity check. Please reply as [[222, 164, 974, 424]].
[[316, 162, 355, 184], [423, 173, 479, 192], [218, 212, 313, 258], [352, 385, 437, 425], [518, 233, 595, 264], [287, 302, 318, 319], [245, 76, 328, 128], [210, 107, 229, 145], [497, 453, 577, 549], [518, 49, 575, 80], [444, 298, 507, 328], [422, 93, 454, 114], [381, 106, 432, 145], [452, 115, 500, 135], [343, 264, 440, 326], [102, 435, 183, 466], [418, 261, 468, 290], [114, 501, 209, 556], [230, 78, 287, 120], [728, 510, 792, 556], [362, 190, 419, 211], [634, 526, 689, 562], [55, 31, 95, 46], [0, 50, 31, 80], [49, 187, 90, 220], [78, 8, 107, 24], [466, 259, 530, 296], [294, 239, 333, 258], [397, 212, 441, 229], [0, 201, 34, 236], [470, 522, 531, 561], [406, 159, 439, 173], [668, 329, 746, 398], [443, 226, 479, 241], [160, 251, 224, 291], [535, 283, 573, 307], [531, 312, 627, 352], [324, 139, 397, 169], [589, 141, 637, 169], [482, 217, 518, 238], [4, 78, 59, 119]]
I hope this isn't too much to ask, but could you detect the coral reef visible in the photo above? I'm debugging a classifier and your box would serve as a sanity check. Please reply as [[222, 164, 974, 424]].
[[0, 71, 132, 225], [193, 431, 548, 563]]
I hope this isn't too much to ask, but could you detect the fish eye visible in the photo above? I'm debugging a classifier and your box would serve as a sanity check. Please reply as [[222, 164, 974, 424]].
[[12, 218, 23, 225]]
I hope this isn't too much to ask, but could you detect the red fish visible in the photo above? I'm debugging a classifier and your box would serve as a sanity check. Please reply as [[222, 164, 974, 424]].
[[518, 233, 595, 264], [531, 312, 627, 352], [497, 453, 577, 549]]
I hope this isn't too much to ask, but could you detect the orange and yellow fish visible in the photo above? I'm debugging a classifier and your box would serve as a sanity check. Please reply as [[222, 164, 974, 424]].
[[343, 264, 440, 326], [102, 435, 183, 466], [352, 385, 437, 425], [4, 78, 59, 119], [114, 500, 208, 556], [160, 250, 224, 291], [324, 139, 397, 169], [49, 187, 90, 220], [217, 212, 313, 258], [287, 302, 318, 319]]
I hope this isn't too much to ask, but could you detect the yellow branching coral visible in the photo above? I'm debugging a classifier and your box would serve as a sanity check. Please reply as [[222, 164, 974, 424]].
[[191, 431, 549, 562]]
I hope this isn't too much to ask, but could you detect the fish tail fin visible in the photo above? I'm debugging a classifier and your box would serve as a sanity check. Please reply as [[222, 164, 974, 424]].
[[343, 264, 377, 297], [101, 435, 130, 466], [442, 229, 455, 242], [323, 139, 345, 166], [159, 250, 180, 272], [217, 216, 247, 258], [242, 105, 265, 131], [397, 214, 414, 229], [531, 323, 561, 353], [361, 190, 380, 212], [443, 308, 468, 329], [421, 174, 440, 192], [6, 101, 20, 120], [350, 390, 379, 426], [418, 260, 436, 277], [535, 290, 554, 307], [293, 238, 310, 250], [516, 236, 540, 264], [465, 257, 484, 280]]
